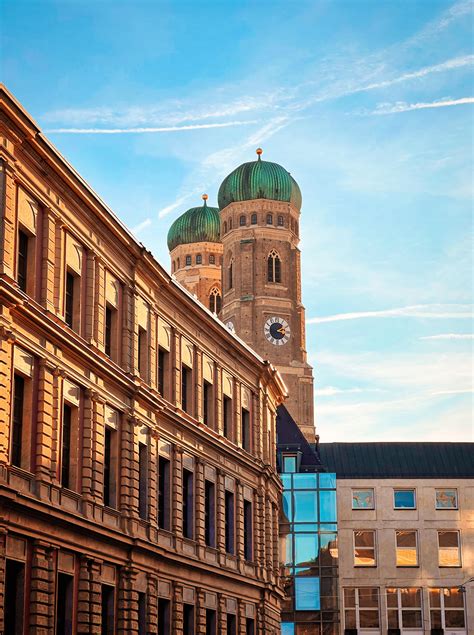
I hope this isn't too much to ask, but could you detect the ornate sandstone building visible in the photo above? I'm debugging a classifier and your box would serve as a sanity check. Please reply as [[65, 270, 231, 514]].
[[0, 86, 286, 634]]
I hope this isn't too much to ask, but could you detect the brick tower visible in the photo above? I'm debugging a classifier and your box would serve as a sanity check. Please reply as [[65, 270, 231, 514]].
[[218, 149, 315, 442]]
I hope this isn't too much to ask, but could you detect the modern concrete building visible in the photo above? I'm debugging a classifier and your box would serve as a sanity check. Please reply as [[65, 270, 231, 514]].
[[0, 85, 287, 634]]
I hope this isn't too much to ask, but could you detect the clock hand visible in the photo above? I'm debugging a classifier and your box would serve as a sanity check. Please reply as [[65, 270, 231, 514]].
[[277, 327, 285, 335]]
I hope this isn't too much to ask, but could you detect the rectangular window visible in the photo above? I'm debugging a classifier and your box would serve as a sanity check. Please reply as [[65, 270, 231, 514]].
[[243, 499, 253, 560], [394, 488, 416, 509], [282, 455, 297, 473], [206, 609, 216, 635], [223, 395, 232, 439], [183, 468, 194, 539], [430, 588, 465, 630], [205, 480, 216, 547], [4, 559, 25, 635], [138, 442, 148, 520], [203, 380, 213, 427], [158, 598, 171, 635], [65, 271, 76, 329], [11, 374, 25, 468], [438, 530, 461, 566], [105, 305, 117, 358], [158, 456, 171, 530], [104, 426, 118, 508], [435, 488, 458, 509], [396, 530, 418, 566], [353, 530, 376, 566], [181, 365, 192, 414], [352, 489, 375, 509], [227, 614, 236, 635], [246, 618, 255, 635], [56, 572, 74, 635], [183, 604, 195, 635], [158, 348, 169, 397], [386, 588, 422, 630], [295, 577, 320, 611], [61, 403, 72, 489], [101, 584, 115, 635], [344, 588, 380, 630], [138, 327, 147, 380], [241, 407, 250, 451], [17, 229, 29, 293], [138, 593, 146, 635], [225, 490, 235, 554]]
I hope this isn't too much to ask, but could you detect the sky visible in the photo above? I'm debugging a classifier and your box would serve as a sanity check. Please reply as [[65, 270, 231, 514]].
[[2, 0, 473, 442]]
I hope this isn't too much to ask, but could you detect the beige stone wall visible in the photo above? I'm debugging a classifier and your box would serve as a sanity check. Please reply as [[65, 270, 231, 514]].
[[0, 87, 285, 634], [337, 477, 474, 634]]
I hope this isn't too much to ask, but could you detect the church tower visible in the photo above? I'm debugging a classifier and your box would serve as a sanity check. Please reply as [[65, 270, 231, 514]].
[[167, 195, 223, 313], [218, 149, 315, 441]]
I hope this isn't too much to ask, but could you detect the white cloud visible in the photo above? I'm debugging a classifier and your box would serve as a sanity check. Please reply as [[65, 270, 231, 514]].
[[315, 386, 384, 397], [370, 97, 474, 115], [308, 304, 473, 324], [431, 388, 473, 395], [421, 333, 474, 340], [45, 120, 259, 135], [132, 218, 152, 234]]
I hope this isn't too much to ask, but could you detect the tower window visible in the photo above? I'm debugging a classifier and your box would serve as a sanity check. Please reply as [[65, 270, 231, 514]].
[[223, 221, 227, 234], [196, 254, 202, 264], [228, 261, 233, 289], [239, 215, 246, 226], [266, 213, 273, 225], [177, 257, 180, 268], [209, 287, 222, 314], [267, 249, 282, 283], [185, 255, 191, 266], [209, 254, 215, 264], [251, 213, 257, 225], [229, 218, 233, 230], [277, 215, 284, 226]]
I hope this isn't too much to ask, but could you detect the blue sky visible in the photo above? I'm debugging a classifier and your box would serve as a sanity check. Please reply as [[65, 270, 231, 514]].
[[2, 0, 473, 441]]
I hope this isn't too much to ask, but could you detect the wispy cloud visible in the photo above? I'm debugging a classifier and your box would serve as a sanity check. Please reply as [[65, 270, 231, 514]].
[[420, 333, 474, 340], [45, 120, 259, 135], [315, 386, 384, 397], [370, 97, 474, 115], [431, 388, 473, 395], [132, 218, 152, 234], [308, 304, 473, 324]]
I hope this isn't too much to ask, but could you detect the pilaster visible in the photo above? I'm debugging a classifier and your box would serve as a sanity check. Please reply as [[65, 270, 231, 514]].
[[40, 207, 58, 312], [0, 159, 16, 279], [172, 445, 183, 535], [0, 328, 14, 465], [29, 540, 56, 634]]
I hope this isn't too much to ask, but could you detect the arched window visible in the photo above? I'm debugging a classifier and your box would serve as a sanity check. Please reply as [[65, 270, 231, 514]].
[[295, 221, 299, 235], [185, 255, 192, 266], [177, 257, 180, 269], [229, 218, 233, 230], [209, 287, 222, 314], [229, 260, 234, 289], [266, 213, 273, 225], [209, 254, 215, 264], [240, 215, 246, 226], [196, 254, 202, 264], [277, 215, 284, 227], [251, 213, 257, 225], [267, 249, 281, 283], [223, 221, 227, 234]]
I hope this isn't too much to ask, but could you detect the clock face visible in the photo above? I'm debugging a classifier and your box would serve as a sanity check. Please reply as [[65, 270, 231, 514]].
[[264, 317, 290, 345]]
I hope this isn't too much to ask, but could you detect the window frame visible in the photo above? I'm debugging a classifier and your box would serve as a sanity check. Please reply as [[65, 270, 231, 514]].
[[395, 529, 419, 567], [429, 587, 466, 630], [343, 587, 380, 631], [437, 530, 462, 567], [386, 587, 423, 630], [351, 488, 375, 510], [393, 488, 416, 509], [435, 488, 458, 510], [353, 530, 377, 567]]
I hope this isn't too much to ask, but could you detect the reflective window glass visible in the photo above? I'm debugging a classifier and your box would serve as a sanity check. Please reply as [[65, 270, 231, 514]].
[[295, 577, 320, 611], [281, 624, 295, 635], [435, 489, 458, 509], [352, 489, 374, 509], [280, 474, 291, 489], [283, 491, 293, 522], [293, 473, 317, 489], [319, 473, 336, 489], [294, 491, 317, 522], [319, 490, 337, 522], [295, 534, 318, 567], [294, 523, 318, 532], [283, 455, 297, 473], [396, 530, 418, 566], [394, 489, 416, 509], [438, 531, 461, 566], [319, 533, 338, 564]]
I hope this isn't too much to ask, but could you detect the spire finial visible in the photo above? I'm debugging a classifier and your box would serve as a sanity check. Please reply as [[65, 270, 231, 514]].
[[202, 193, 208, 206], [256, 147, 263, 160]]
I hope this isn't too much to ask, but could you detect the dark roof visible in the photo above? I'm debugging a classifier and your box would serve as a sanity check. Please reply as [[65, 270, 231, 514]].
[[276, 405, 323, 471], [318, 442, 474, 479]]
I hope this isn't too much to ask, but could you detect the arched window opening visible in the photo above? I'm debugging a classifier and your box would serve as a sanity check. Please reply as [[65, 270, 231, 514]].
[[229, 218, 233, 230], [209, 254, 215, 265], [239, 215, 246, 226], [223, 221, 227, 234], [295, 221, 299, 235], [251, 213, 257, 225], [185, 255, 191, 266], [290, 218, 294, 231], [266, 214, 273, 225], [209, 287, 222, 314], [278, 215, 284, 227], [196, 254, 202, 264], [177, 257, 180, 269], [267, 249, 281, 283], [228, 260, 234, 289]]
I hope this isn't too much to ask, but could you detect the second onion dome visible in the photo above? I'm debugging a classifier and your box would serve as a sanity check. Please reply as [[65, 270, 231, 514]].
[[167, 194, 221, 252]]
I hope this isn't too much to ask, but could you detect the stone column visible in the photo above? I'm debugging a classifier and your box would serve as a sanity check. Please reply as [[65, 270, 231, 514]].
[[147, 574, 158, 634], [264, 496, 273, 574], [29, 540, 56, 634], [215, 366, 223, 435], [218, 594, 227, 634], [196, 590, 206, 634], [34, 360, 58, 486], [40, 207, 59, 313], [91, 392, 106, 503], [117, 566, 139, 635], [173, 583, 184, 635], [172, 445, 183, 535], [0, 328, 14, 466], [216, 469, 225, 553], [195, 348, 203, 422], [195, 457, 205, 547], [77, 555, 103, 634], [149, 309, 158, 390], [121, 285, 134, 374], [81, 390, 95, 512], [119, 413, 137, 529], [0, 159, 17, 279], [254, 486, 265, 579], [84, 251, 98, 345], [148, 430, 159, 530], [236, 480, 244, 563], [173, 332, 181, 407]]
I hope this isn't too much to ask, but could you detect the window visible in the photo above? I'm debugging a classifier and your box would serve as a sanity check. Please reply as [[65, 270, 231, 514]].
[[209, 287, 222, 314], [158, 347, 169, 397], [11, 374, 25, 467], [225, 490, 235, 554], [438, 530, 461, 566], [185, 255, 191, 266], [239, 215, 246, 226], [181, 365, 192, 414], [386, 588, 422, 629], [101, 584, 115, 635], [246, 618, 255, 635], [183, 468, 194, 539], [56, 572, 74, 635], [158, 456, 171, 530], [4, 559, 25, 634], [229, 218, 233, 230], [352, 489, 375, 509], [138, 327, 148, 380], [183, 604, 195, 635], [203, 380, 213, 428], [344, 588, 380, 630], [196, 254, 202, 264], [436, 488, 458, 509], [266, 213, 273, 225], [61, 404, 73, 489], [105, 305, 117, 358], [138, 442, 148, 520], [241, 407, 250, 451], [205, 480, 216, 547], [206, 609, 216, 635], [267, 249, 281, 283], [353, 530, 376, 566], [65, 271, 76, 328], [209, 254, 215, 264], [158, 598, 170, 635], [243, 499, 253, 560], [396, 530, 418, 566], [177, 257, 180, 269], [277, 215, 284, 226], [429, 588, 465, 630], [394, 488, 416, 509], [17, 229, 29, 293], [295, 577, 320, 610], [251, 213, 257, 225], [223, 395, 232, 440], [228, 261, 233, 289], [104, 426, 118, 508], [223, 221, 227, 234], [227, 614, 236, 635], [282, 455, 297, 473], [138, 593, 147, 635]]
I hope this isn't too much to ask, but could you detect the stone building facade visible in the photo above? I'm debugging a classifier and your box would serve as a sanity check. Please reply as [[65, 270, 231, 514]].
[[0, 86, 287, 634]]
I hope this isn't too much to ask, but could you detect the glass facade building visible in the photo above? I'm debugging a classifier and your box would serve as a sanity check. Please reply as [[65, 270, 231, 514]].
[[280, 468, 339, 635]]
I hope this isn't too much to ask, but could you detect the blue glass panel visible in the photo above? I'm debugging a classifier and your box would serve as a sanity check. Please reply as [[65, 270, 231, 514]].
[[295, 533, 319, 567], [394, 489, 415, 508], [284, 534, 293, 565], [293, 473, 317, 489], [280, 474, 292, 489], [283, 456, 297, 473], [319, 490, 337, 522], [319, 524, 337, 531], [281, 624, 295, 635], [295, 577, 320, 611], [293, 523, 318, 532], [319, 473, 336, 489], [282, 491, 293, 522], [294, 491, 317, 522]]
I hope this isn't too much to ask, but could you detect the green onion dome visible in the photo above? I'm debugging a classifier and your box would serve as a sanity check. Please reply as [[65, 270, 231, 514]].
[[218, 148, 302, 211], [167, 195, 220, 251]]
